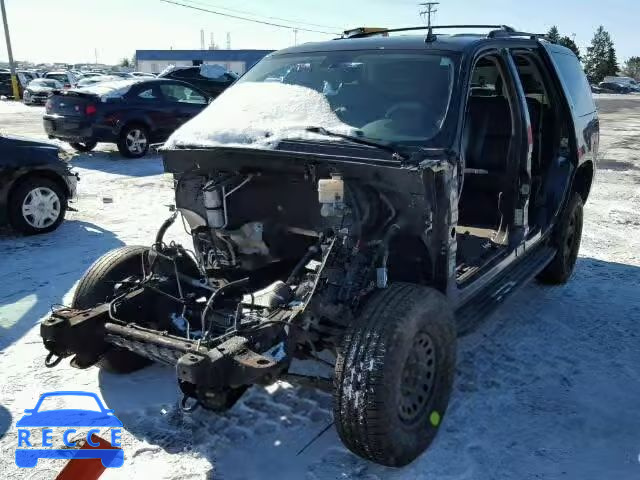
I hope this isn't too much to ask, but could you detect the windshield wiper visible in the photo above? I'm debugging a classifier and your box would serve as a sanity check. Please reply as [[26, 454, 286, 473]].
[[304, 126, 408, 162]]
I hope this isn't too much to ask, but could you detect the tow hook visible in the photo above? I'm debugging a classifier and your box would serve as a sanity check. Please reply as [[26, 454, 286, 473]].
[[180, 394, 200, 413], [44, 352, 64, 368]]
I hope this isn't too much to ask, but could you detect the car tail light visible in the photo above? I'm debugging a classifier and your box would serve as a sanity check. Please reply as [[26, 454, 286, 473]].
[[85, 104, 97, 116]]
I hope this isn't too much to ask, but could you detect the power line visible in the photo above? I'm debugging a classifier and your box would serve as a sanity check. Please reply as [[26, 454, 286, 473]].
[[159, 0, 339, 35], [184, 0, 339, 30]]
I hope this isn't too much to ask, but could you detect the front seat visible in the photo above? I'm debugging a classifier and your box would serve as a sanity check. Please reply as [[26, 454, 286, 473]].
[[459, 93, 513, 229]]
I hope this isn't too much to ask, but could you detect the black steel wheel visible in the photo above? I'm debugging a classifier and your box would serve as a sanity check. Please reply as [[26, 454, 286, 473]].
[[334, 283, 457, 467], [538, 192, 584, 284]]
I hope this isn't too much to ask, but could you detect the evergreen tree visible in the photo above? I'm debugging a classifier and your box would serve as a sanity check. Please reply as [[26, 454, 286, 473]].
[[606, 46, 619, 76], [547, 26, 561, 44], [622, 56, 640, 79], [584, 26, 618, 83], [558, 36, 581, 61]]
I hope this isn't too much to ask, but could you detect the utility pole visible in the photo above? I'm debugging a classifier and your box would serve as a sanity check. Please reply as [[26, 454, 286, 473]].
[[226, 32, 231, 50], [293, 28, 298, 46], [419, 2, 439, 28], [200, 29, 205, 50], [94, 48, 98, 65], [0, 0, 20, 99]]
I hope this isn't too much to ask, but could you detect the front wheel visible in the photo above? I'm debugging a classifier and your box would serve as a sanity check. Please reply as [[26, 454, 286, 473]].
[[70, 140, 97, 152], [8, 176, 67, 235], [72, 246, 153, 373], [117, 124, 149, 158], [537, 192, 584, 284], [334, 283, 457, 467]]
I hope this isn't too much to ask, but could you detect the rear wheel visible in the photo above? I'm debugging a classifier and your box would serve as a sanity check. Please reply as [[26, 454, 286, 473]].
[[72, 246, 153, 373], [70, 140, 97, 152], [537, 192, 584, 284], [8, 176, 67, 235], [334, 283, 457, 467], [117, 124, 149, 158]]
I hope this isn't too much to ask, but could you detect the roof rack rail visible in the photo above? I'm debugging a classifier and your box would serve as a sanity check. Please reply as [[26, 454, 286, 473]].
[[341, 25, 515, 39], [487, 28, 547, 40]]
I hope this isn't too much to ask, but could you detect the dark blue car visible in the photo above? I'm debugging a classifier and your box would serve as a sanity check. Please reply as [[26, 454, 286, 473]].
[[0, 135, 78, 235], [15, 391, 124, 469], [44, 78, 210, 158]]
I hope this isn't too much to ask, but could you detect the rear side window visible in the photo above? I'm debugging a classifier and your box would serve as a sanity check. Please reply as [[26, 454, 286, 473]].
[[549, 51, 595, 117], [160, 84, 207, 104]]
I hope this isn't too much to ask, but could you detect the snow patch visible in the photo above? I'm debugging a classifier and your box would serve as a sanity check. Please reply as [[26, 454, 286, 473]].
[[200, 63, 232, 79], [165, 82, 356, 150], [75, 79, 142, 100]]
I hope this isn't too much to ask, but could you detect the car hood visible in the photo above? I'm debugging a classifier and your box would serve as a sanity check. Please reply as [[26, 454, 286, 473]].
[[27, 86, 54, 94], [0, 135, 66, 168], [16, 410, 123, 428], [1, 134, 60, 152]]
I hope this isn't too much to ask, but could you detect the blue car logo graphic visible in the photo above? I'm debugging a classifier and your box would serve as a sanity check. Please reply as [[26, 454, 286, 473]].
[[15, 391, 124, 468]]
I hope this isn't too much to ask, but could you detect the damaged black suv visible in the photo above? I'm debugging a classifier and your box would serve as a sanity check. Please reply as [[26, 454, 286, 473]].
[[41, 25, 598, 467]]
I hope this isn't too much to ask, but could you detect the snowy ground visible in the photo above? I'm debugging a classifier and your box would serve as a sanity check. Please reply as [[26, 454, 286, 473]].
[[0, 98, 639, 479]]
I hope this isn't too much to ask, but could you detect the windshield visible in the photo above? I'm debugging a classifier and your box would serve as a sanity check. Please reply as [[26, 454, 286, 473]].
[[46, 73, 69, 84], [166, 50, 457, 152], [239, 50, 456, 145]]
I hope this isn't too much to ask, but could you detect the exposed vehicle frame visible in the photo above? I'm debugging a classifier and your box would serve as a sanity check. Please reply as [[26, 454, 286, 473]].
[[40, 25, 597, 467]]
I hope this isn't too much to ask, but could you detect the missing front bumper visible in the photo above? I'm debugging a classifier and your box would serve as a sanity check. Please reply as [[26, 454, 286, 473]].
[[40, 294, 290, 408]]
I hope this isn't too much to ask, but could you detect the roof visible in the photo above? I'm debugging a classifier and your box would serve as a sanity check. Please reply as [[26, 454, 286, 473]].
[[135, 49, 273, 62], [276, 31, 540, 56]]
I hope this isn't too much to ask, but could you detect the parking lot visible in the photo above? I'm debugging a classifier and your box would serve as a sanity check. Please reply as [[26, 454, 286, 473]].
[[0, 95, 639, 479]]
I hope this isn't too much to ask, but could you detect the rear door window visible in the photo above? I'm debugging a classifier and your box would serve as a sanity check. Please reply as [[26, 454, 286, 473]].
[[160, 84, 207, 105], [546, 49, 595, 117], [136, 86, 160, 101]]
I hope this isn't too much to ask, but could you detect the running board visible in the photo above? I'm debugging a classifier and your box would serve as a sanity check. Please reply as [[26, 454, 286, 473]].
[[455, 246, 556, 335]]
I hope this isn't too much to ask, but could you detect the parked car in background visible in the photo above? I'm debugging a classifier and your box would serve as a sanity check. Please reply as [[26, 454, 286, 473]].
[[44, 78, 210, 158], [0, 71, 19, 98], [0, 134, 78, 234], [603, 76, 638, 89], [23, 78, 64, 105], [158, 65, 237, 99], [44, 71, 78, 89], [598, 82, 632, 94], [77, 75, 121, 88], [109, 72, 134, 79]]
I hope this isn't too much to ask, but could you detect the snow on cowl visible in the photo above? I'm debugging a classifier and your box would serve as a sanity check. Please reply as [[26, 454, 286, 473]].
[[165, 82, 356, 150]]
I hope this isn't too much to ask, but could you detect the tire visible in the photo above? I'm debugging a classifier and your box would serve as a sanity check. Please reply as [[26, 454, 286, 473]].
[[8, 176, 67, 235], [537, 192, 584, 284], [70, 140, 97, 152], [334, 283, 457, 467], [117, 124, 149, 158], [72, 246, 153, 373]]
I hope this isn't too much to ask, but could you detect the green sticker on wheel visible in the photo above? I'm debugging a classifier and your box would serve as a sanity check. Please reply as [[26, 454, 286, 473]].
[[429, 410, 441, 427]]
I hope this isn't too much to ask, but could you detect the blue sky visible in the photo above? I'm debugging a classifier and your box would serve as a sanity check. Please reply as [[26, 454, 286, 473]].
[[1, 0, 638, 65]]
